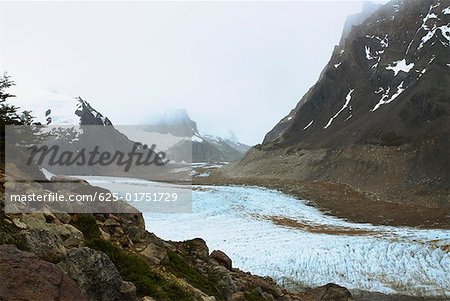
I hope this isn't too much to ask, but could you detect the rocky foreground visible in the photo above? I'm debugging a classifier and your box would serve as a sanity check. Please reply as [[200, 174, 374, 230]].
[[0, 174, 353, 301]]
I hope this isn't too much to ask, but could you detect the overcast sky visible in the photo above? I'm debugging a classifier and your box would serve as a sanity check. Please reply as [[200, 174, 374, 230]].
[[1, 1, 387, 145]]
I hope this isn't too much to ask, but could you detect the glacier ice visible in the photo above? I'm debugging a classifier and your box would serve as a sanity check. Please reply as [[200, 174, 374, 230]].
[[81, 176, 450, 297]]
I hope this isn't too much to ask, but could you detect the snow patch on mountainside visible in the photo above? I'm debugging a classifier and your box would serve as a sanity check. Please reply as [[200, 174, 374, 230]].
[[303, 120, 314, 130], [407, 3, 450, 53], [419, 24, 450, 50], [364, 34, 388, 69], [324, 89, 354, 129], [372, 82, 406, 111], [386, 59, 414, 76], [192, 135, 203, 143], [365, 46, 375, 60]]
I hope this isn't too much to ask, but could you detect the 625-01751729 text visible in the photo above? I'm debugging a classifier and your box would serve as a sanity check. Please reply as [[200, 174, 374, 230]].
[[7, 192, 179, 203]]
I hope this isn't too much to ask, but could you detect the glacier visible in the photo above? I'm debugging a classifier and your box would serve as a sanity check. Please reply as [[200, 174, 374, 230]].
[[80, 176, 450, 297]]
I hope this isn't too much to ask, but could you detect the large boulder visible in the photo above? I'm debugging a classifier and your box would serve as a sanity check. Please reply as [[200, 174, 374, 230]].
[[57, 247, 135, 301], [0, 245, 87, 301], [298, 283, 353, 301], [6, 213, 84, 262], [182, 238, 210, 260], [17, 228, 67, 263], [210, 250, 232, 271], [138, 242, 168, 265]]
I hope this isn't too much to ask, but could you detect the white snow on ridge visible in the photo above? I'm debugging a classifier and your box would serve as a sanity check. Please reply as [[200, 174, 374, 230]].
[[443, 7, 450, 14], [303, 120, 313, 130], [416, 68, 427, 78], [393, 4, 400, 13], [419, 25, 450, 50], [372, 82, 405, 111], [365, 35, 389, 48], [119, 127, 185, 152], [11, 91, 81, 125], [406, 4, 440, 54], [440, 25, 450, 43], [324, 89, 354, 129], [386, 59, 414, 76], [364, 35, 388, 69], [334, 62, 342, 68], [375, 87, 384, 94], [365, 46, 375, 60], [378, 35, 389, 48], [422, 12, 438, 28], [192, 135, 203, 143]]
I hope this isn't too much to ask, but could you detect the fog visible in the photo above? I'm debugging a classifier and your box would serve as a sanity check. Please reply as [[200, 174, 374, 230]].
[[1, 1, 388, 145]]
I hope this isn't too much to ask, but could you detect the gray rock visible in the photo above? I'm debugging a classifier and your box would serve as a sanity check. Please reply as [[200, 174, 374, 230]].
[[57, 247, 125, 301], [19, 228, 67, 263], [12, 214, 83, 255], [104, 218, 120, 227], [185, 238, 210, 260], [119, 281, 137, 301], [42, 207, 60, 223], [59, 224, 84, 248], [4, 181, 16, 191], [113, 226, 125, 237], [54, 212, 72, 224], [139, 242, 168, 265], [127, 225, 143, 242], [100, 228, 111, 240], [299, 283, 353, 301], [12, 218, 27, 229]]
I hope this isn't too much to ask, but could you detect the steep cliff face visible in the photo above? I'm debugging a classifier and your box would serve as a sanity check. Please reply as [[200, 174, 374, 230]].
[[265, 0, 449, 147], [238, 0, 450, 207]]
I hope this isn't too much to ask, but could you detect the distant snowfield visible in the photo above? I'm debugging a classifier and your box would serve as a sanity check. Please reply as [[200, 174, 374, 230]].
[[83, 177, 450, 297]]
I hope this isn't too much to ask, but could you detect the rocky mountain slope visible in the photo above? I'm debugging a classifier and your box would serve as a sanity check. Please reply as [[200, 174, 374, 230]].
[[232, 0, 450, 208]]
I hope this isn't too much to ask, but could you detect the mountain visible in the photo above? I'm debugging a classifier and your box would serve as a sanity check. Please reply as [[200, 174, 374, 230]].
[[340, 1, 382, 45], [44, 99, 249, 163], [30, 97, 168, 179], [234, 0, 450, 207], [189, 134, 250, 163], [144, 108, 250, 163]]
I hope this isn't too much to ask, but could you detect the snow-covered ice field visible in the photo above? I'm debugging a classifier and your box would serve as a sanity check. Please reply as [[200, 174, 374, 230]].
[[81, 177, 450, 297]]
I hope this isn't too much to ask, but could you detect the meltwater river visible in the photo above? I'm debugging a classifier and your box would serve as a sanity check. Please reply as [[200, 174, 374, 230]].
[[80, 176, 450, 298]]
